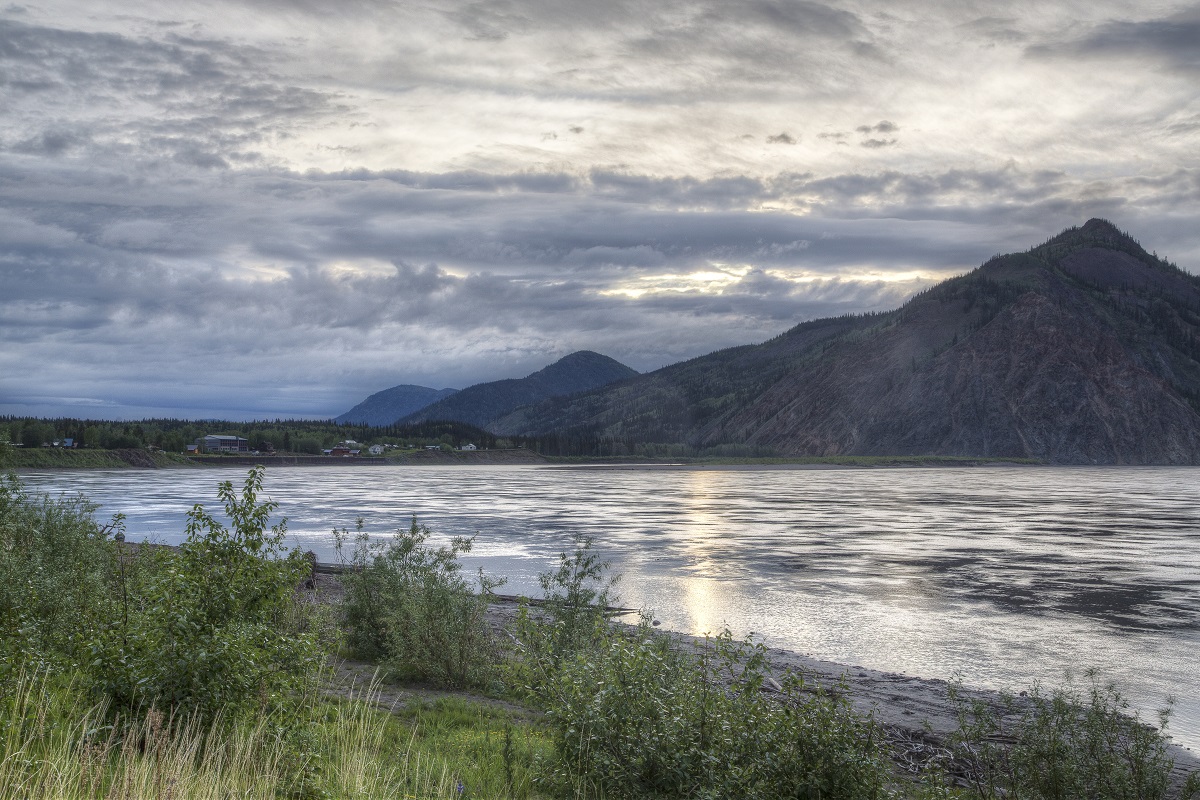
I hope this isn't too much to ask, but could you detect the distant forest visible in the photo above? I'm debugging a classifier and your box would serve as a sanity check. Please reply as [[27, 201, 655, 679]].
[[0, 416, 508, 454], [0, 416, 782, 459]]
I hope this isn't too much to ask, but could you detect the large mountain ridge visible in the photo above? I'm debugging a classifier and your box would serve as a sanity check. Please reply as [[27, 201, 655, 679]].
[[491, 220, 1200, 464]]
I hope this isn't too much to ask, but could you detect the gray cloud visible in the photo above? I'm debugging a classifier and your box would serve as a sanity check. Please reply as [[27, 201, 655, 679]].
[[958, 16, 1028, 44], [11, 129, 84, 155], [856, 120, 897, 134], [1030, 8, 1200, 72], [766, 132, 797, 144], [0, 18, 347, 169]]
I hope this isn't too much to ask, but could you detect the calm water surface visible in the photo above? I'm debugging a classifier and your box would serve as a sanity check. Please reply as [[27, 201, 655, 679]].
[[19, 464, 1200, 751]]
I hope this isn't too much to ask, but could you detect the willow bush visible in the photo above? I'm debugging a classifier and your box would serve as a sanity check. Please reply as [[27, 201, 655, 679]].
[[87, 467, 321, 721], [0, 474, 117, 676], [337, 516, 502, 689], [940, 674, 1200, 800], [533, 621, 891, 799]]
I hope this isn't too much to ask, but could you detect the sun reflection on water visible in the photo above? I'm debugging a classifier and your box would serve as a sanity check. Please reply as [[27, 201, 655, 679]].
[[677, 470, 731, 636]]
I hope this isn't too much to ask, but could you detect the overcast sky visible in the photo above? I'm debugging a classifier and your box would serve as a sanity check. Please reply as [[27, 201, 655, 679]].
[[2, 0, 1199, 420]]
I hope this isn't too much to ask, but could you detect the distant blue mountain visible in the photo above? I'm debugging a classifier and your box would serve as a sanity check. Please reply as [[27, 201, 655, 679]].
[[335, 385, 458, 426], [400, 351, 638, 429]]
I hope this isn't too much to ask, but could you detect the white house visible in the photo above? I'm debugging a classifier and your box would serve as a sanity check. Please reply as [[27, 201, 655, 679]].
[[368, 444, 384, 455], [461, 443, 477, 451]]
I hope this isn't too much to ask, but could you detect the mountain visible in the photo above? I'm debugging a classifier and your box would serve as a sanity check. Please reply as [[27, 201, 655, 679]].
[[492, 220, 1200, 464], [400, 351, 639, 429], [335, 385, 458, 426]]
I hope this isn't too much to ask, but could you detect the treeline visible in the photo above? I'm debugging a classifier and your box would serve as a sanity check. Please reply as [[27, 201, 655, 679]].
[[1, 414, 783, 460], [0, 416, 508, 454]]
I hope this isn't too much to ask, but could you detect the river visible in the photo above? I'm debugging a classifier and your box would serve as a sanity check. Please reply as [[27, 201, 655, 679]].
[[17, 463, 1200, 752]]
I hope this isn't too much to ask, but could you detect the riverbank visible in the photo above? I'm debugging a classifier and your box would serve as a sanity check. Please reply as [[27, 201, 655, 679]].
[[188, 448, 550, 466], [2, 447, 195, 470], [5, 446, 550, 470], [9, 449, 1030, 472], [7, 446, 1045, 471], [545, 456, 1044, 470], [304, 568, 1200, 792]]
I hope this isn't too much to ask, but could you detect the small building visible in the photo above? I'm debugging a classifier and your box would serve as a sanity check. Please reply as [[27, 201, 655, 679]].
[[368, 444, 384, 455], [196, 434, 250, 453], [461, 443, 477, 451], [330, 446, 352, 457]]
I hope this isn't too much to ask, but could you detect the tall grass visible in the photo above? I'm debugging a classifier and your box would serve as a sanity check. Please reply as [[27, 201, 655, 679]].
[[0, 670, 492, 800]]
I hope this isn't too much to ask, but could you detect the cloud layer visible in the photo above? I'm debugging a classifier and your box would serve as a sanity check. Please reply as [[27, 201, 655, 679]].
[[2, 1, 1200, 419]]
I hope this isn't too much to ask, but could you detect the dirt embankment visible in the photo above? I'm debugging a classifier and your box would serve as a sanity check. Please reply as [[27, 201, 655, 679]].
[[7, 448, 192, 470], [189, 448, 548, 467]]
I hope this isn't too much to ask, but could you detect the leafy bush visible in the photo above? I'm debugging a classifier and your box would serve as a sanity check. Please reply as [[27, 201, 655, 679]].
[[88, 467, 321, 720], [508, 539, 887, 798], [337, 516, 502, 689], [0, 475, 117, 675], [941, 672, 1200, 800], [537, 622, 891, 799], [509, 535, 618, 698]]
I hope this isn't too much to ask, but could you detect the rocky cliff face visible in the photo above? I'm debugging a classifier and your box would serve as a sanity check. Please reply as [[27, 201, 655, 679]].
[[495, 220, 1200, 464]]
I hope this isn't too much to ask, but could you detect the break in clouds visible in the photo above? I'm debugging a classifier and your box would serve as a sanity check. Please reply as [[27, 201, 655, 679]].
[[2, 1, 1200, 419]]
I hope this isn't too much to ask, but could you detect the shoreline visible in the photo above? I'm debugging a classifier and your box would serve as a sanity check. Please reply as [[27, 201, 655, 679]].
[[9, 449, 1061, 472], [307, 569, 1199, 789], [481, 594, 1200, 779], [487, 597, 1200, 791], [544, 459, 1044, 471]]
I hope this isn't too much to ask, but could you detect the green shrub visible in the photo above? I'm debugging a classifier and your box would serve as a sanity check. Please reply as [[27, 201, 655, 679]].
[[533, 535, 617, 662], [509, 535, 618, 699], [337, 516, 502, 689], [537, 622, 891, 799], [511, 541, 888, 797], [0, 475, 117, 675], [88, 467, 321, 721], [940, 672, 1200, 800]]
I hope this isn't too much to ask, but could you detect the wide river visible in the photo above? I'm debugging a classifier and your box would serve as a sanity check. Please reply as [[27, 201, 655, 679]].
[[18, 464, 1200, 751]]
